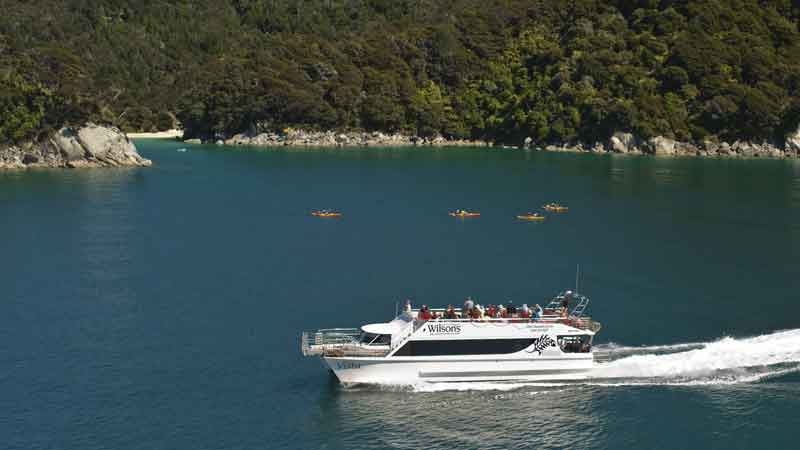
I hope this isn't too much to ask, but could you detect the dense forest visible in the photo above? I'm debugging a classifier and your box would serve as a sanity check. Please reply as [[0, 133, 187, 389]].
[[1, 0, 800, 146]]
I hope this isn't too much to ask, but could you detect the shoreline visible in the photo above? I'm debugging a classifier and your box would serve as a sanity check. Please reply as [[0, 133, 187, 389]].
[[123, 126, 799, 160], [127, 129, 183, 139]]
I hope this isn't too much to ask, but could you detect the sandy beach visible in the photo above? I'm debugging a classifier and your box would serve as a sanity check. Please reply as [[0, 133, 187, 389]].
[[127, 129, 183, 139]]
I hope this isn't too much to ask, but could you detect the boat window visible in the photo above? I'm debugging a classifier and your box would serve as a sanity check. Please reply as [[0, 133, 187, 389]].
[[360, 332, 391, 346], [557, 335, 592, 353], [392, 338, 537, 356]]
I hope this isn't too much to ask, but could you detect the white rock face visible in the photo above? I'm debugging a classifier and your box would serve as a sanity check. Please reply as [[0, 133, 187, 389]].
[[609, 132, 638, 153], [1, 124, 151, 169], [786, 124, 800, 155], [648, 136, 677, 155]]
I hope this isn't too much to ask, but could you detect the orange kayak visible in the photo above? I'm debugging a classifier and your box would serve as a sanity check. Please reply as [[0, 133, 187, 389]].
[[517, 214, 545, 221], [311, 211, 342, 218], [449, 211, 480, 218], [543, 204, 568, 212]]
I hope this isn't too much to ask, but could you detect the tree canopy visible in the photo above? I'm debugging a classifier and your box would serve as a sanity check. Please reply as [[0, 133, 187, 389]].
[[1, 0, 799, 145]]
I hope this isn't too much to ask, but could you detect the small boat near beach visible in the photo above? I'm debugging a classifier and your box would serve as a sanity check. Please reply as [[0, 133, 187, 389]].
[[311, 210, 342, 218], [517, 213, 546, 221], [301, 291, 605, 385], [449, 209, 480, 218]]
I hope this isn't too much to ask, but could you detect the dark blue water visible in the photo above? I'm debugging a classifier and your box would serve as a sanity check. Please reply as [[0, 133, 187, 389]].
[[2, 140, 799, 449]]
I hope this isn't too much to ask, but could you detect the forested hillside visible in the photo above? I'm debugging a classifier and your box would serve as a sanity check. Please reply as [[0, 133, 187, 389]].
[[2, 0, 799, 146]]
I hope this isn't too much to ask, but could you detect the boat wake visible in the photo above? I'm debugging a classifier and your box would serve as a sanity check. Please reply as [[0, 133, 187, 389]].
[[410, 328, 800, 392]]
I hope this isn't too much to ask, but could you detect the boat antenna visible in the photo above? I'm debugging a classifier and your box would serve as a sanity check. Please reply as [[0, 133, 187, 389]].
[[395, 300, 399, 317], [575, 264, 580, 294]]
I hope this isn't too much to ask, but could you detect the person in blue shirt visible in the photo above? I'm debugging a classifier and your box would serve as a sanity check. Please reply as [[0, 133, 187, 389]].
[[533, 304, 543, 320]]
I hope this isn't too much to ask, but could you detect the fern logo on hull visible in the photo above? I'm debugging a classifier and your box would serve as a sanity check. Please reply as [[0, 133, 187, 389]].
[[527, 334, 557, 355]]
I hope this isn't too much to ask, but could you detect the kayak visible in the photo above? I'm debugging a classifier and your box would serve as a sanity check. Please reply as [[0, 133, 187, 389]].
[[543, 204, 568, 212], [517, 214, 545, 221], [311, 211, 342, 218], [449, 211, 481, 218]]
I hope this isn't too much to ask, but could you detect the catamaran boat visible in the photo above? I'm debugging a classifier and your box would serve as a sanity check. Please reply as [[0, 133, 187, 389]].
[[301, 291, 606, 385]]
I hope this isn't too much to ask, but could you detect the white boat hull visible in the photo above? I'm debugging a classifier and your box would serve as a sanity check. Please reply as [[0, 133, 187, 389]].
[[324, 354, 595, 384]]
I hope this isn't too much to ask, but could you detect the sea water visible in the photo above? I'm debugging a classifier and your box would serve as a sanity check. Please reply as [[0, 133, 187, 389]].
[[1, 140, 799, 449]]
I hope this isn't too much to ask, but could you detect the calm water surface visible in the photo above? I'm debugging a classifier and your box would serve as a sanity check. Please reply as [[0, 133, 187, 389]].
[[2, 140, 799, 450]]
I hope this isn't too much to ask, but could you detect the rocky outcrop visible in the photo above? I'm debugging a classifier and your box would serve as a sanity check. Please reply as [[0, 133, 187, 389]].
[[523, 129, 799, 159], [608, 132, 641, 154], [785, 125, 800, 156], [1, 124, 152, 169], [194, 128, 488, 148]]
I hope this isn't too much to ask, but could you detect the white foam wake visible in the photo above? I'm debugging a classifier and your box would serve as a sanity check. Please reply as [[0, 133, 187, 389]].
[[406, 329, 800, 392], [592, 328, 800, 381]]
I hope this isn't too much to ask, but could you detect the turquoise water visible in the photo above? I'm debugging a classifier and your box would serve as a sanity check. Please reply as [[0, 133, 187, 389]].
[[1, 139, 799, 449]]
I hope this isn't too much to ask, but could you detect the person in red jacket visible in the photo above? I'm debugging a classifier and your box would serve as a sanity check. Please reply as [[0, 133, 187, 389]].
[[418, 305, 433, 321]]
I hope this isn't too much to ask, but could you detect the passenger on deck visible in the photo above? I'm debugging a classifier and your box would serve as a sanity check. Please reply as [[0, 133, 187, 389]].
[[498, 304, 508, 318], [404, 299, 412, 312], [418, 305, 433, 321], [533, 304, 543, 320], [444, 304, 458, 319], [507, 301, 517, 317], [519, 304, 531, 318], [469, 305, 483, 320], [463, 297, 474, 316], [486, 304, 497, 318], [560, 292, 571, 318]]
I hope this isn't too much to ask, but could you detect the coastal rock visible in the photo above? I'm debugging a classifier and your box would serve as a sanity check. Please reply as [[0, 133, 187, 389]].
[[591, 142, 606, 153], [211, 129, 484, 148], [1, 124, 151, 169], [609, 132, 639, 153], [784, 125, 800, 156], [77, 124, 151, 166], [523, 137, 533, 148], [646, 136, 677, 155]]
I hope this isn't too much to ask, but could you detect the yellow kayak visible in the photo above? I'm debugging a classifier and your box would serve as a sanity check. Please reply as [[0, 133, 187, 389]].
[[517, 213, 545, 221], [311, 211, 342, 218], [449, 211, 480, 218], [543, 204, 569, 212]]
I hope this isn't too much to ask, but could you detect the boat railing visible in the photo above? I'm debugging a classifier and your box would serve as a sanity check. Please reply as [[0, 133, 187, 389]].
[[301, 328, 391, 357], [406, 315, 602, 333]]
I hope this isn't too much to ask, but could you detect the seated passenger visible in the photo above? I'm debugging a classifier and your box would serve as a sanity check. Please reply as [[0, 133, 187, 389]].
[[498, 305, 508, 318], [486, 304, 497, 318], [507, 301, 517, 317], [418, 305, 433, 321], [518, 304, 531, 318], [469, 306, 482, 320], [444, 304, 457, 319]]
